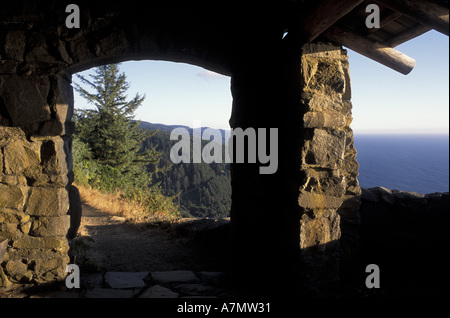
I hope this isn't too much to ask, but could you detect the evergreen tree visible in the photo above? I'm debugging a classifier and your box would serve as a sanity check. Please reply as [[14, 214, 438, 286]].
[[73, 64, 161, 188]]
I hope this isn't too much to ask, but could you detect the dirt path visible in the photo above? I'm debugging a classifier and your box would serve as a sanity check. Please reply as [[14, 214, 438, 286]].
[[78, 202, 227, 273]]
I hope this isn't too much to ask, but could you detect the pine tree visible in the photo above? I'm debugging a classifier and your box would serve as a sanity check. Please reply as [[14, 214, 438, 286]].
[[73, 64, 161, 188]]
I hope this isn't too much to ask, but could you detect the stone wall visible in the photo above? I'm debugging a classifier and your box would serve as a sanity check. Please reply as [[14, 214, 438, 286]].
[[298, 43, 361, 291], [1, 41, 362, 292], [357, 187, 449, 297], [0, 0, 361, 291], [0, 73, 75, 288]]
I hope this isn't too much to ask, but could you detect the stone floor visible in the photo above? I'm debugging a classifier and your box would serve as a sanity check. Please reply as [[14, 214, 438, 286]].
[[26, 270, 231, 298]]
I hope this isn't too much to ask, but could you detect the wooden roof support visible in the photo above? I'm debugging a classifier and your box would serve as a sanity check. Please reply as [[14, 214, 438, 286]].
[[324, 26, 416, 75], [385, 24, 432, 48], [375, 0, 449, 36], [366, 9, 403, 34], [300, 0, 365, 42]]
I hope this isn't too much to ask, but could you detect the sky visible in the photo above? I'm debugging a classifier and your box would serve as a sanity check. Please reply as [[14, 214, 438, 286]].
[[73, 30, 449, 134]]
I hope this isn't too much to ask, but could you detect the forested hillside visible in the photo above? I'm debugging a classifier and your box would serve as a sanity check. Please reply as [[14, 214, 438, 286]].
[[140, 122, 231, 218], [72, 63, 230, 219]]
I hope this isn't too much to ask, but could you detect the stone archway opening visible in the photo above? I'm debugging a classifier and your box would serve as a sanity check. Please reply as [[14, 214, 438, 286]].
[[68, 60, 234, 277], [1, 2, 363, 296], [0, 40, 361, 295]]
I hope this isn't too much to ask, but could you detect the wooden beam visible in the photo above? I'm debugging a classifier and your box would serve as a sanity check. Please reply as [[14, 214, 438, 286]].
[[385, 24, 432, 47], [367, 9, 403, 33], [300, 0, 365, 42], [324, 26, 416, 75], [375, 0, 449, 36]]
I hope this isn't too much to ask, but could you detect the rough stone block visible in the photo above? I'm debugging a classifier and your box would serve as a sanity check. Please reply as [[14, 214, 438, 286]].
[[0, 238, 8, 262], [0, 222, 24, 241], [301, 168, 346, 198], [0, 184, 27, 210], [28, 173, 69, 188], [42, 74, 75, 136], [3, 140, 40, 175], [4, 259, 33, 283], [25, 187, 69, 217], [298, 190, 343, 210], [300, 209, 341, 249], [0, 209, 29, 224], [24, 32, 60, 69], [304, 58, 346, 96], [0, 126, 26, 143], [97, 29, 129, 58], [12, 236, 68, 251], [0, 76, 51, 126], [303, 111, 346, 129], [33, 253, 70, 283], [0, 175, 28, 186], [5, 30, 26, 62], [0, 60, 18, 74], [30, 215, 70, 237], [304, 93, 343, 113], [305, 129, 346, 169], [38, 137, 69, 175], [302, 43, 344, 59], [0, 267, 12, 288]]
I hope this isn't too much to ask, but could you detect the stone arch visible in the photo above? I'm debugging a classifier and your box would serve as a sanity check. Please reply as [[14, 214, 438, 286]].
[[1, 1, 361, 294]]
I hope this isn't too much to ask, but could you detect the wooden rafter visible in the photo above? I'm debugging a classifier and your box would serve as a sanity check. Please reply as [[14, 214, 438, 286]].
[[324, 26, 416, 75], [366, 9, 403, 34], [384, 24, 431, 47], [300, 0, 365, 42], [375, 0, 449, 35], [288, 0, 448, 74]]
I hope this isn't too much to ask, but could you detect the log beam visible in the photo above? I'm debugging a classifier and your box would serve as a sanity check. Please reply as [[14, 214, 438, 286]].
[[324, 26, 416, 75], [375, 0, 449, 36], [300, 0, 365, 42], [367, 9, 403, 34], [385, 24, 431, 48]]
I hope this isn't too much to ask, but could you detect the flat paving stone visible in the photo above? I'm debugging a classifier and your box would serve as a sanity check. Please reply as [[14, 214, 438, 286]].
[[172, 283, 223, 296], [139, 285, 179, 298], [85, 288, 135, 298], [105, 271, 148, 289], [150, 270, 199, 284]]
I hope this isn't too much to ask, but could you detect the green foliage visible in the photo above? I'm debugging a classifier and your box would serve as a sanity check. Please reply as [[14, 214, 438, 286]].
[[141, 128, 231, 218], [72, 64, 179, 218], [121, 184, 180, 217], [69, 236, 98, 273]]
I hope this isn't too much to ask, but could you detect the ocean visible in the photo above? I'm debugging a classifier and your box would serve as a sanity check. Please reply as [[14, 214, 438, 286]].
[[354, 134, 449, 194]]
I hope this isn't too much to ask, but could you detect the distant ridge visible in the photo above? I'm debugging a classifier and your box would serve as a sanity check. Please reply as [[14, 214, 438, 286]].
[[137, 120, 232, 218], [138, 121, 231, 145]]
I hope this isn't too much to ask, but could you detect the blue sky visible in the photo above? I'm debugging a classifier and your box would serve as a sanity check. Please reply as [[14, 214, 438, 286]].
[[74, 30, 449, 134]]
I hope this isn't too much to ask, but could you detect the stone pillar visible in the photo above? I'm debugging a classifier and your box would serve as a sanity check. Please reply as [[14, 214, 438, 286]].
[[298, 43, 361, 293], [0, 73, 75, 288], [229, 41, 360, 295], [229, 41, 304, 294]]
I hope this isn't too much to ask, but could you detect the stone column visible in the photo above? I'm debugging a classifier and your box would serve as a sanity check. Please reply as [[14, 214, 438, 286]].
[[0, 72, 75, 288], [229, 41, 360, 295], [298, 43, 361, 293], [228, 40, 304, 294]]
